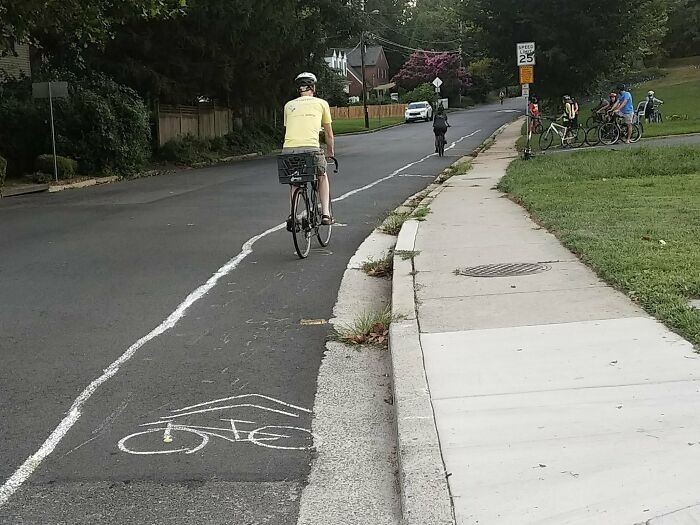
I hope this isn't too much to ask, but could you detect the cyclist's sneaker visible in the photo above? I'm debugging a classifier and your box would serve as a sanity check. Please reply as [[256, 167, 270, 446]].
[[321, 215, 335, 226]]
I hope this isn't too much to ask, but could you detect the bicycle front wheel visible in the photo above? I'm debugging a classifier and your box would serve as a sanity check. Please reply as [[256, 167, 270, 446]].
[[291, 187, 312, 259], [313, 184, 332, 247], [571, 126, 586, 148], [585, 126, 601, 146], [539, 129, 554, 150], [599, 123, 619, 145]]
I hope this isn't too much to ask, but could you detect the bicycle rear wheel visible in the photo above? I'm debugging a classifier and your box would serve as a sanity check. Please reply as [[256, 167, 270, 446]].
[[599, 122, 619, 145], [313, 183, 332, 247], [539, 129, 554, 150], [630, 123, 641, 143], [438, 134, 446, 157], [291, 187, 312, 259]]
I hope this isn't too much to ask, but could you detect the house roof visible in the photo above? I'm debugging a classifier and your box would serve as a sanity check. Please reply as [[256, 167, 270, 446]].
[[327, 46, 385, 68], [346, 65, 362, 84]]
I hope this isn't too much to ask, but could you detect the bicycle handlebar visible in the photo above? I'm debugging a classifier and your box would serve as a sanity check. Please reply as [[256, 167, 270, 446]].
[[328, 156, 339, 173]]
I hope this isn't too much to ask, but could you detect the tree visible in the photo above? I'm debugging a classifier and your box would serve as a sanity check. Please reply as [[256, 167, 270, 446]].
[[85, 0, 359, 107], [317, 65, 349, 107], [0, 0, 184, 57], [393, 51, 470, 101], [460, 0, 672, 98], [664, 0, 700, 57]]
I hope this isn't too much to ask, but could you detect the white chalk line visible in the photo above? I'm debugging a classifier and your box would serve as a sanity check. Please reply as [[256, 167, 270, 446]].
[[0, 129, 481, 506]]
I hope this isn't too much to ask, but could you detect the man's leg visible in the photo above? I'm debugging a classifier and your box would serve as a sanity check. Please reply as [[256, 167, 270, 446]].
[[318, 173, 330, 217], [627, 123, 633, 142]]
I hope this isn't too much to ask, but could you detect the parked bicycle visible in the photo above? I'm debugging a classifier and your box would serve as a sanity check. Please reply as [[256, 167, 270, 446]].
[[539, 117, 585, 150], [278, 153, 338, 259]]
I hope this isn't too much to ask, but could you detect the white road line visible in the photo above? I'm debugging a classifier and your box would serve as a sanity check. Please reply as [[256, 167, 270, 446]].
[[0, 129, 482, 507]]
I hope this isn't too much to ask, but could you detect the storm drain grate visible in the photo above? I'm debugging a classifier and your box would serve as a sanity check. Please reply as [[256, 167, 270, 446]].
[[455, 262, 551, 278]]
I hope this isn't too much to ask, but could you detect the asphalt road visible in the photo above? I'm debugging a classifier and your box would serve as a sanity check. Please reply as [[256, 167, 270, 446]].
[[0, 100, 521, 524]]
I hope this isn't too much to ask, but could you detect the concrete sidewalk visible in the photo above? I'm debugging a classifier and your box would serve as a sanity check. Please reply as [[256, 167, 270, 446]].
[[393, 120, 700, 524]]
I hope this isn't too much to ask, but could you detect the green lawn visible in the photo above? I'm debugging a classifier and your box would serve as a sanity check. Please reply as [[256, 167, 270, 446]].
[[499, 146, 700, 348], [631, 63, 700, 138], [333, 116, 404, 134]]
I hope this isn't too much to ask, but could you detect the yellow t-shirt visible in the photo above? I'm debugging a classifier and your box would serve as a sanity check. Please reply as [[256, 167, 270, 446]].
[[283, 96, 332, 149]]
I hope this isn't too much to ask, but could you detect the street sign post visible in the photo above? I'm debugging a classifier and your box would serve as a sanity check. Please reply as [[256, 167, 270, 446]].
[[32, 82, 69, 182], [516, 43, 535, 158]]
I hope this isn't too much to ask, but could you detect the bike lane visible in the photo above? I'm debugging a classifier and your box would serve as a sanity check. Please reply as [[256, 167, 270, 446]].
[[0, 102, 522, 523]]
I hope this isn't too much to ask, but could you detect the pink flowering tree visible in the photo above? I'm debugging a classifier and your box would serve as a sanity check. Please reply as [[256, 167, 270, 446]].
[[392, 52, 472, 99]]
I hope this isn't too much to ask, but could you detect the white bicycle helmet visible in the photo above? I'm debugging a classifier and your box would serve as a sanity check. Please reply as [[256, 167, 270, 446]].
[[648, 90, 655, 96], [295, 72, 317, 89]]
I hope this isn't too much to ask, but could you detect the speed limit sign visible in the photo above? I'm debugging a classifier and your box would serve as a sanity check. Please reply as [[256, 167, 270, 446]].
[[516, 42, 536, 66]]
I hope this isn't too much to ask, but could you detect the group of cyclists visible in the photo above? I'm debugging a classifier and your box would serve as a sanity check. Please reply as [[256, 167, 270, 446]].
[[527, 84, 665, 145]]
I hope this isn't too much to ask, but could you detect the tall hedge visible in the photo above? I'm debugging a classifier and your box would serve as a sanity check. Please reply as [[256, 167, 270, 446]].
[[56, 75, 151, 174], [0, 74, 151, 177]]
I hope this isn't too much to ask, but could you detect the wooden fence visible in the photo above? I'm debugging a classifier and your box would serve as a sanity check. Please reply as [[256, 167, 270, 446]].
[[330, 103, 406, 120], [156, 104, 235, 146]]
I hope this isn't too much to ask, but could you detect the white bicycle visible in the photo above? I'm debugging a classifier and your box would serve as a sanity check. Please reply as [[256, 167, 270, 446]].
[[538, 117, 585, 150], [118, 393, 316, 455], [118, 418, 315, 455]]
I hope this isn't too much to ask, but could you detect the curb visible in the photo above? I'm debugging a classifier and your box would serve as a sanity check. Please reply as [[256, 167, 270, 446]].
[[48, 175, 121, 193], [388, 125, 517, 524], [390, 219, 454, 525], [336, 121, 405, 136]]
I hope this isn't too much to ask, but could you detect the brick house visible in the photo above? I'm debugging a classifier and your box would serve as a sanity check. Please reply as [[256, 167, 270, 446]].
[[326, 46, 390, 98], [0, 43, 32, 81]]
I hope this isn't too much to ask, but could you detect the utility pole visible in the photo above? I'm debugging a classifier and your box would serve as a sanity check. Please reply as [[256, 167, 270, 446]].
[[360, 31, 370, 129]]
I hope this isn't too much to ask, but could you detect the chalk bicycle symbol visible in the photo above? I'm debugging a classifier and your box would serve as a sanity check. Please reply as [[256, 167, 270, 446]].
[[117, 393, 317, 455]]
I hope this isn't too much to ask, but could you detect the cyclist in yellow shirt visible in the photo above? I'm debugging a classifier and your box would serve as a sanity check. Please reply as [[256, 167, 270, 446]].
[[283, 72, 335, 229]]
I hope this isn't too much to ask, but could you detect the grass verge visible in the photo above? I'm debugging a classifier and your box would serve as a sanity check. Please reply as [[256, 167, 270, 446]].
[[333, 117, 404, 135], [362, 252, 394, 278], [499, 145, 700, 348], [334, 307, 393, 346]]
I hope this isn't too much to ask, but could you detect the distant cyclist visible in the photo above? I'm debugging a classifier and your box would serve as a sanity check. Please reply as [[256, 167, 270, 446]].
[[282, 72, 335, 228], [433, 104, 449, 153], [596, 92, 618, 118], [562, 95, 578, 135], [499, 90, 505, 105], [609, 83, 635, 143], [645, 90, 664, 122], [528, 96, 540, 135]]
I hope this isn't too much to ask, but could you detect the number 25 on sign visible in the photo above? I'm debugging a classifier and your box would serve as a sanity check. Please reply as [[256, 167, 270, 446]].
[[516, 42, 535, 66]]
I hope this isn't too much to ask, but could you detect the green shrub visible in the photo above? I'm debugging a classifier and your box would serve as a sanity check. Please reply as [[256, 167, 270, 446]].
[[402, 83, 436, 104], [158, 135, 213, 164], [0, 81, 47, 176], [0, 155, 7, 186], [56, 75, 151, 174], [34, 154, 78, 179], [0, 74, 151, 177]]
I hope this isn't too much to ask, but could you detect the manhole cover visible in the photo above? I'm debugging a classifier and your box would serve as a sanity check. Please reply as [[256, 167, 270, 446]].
[[455, 262, 551, 278]]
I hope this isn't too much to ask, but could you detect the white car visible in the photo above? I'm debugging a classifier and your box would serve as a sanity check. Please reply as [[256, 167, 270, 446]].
[[405, 101, 433, 123]]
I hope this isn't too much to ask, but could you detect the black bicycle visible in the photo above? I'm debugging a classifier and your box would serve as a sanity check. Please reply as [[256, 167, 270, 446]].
[[278, 153, 338, 259]]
